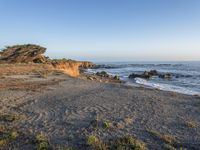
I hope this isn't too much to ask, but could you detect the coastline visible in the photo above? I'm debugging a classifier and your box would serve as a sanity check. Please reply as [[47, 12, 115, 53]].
[[86, 62, 200, 96], [1, 67, 200, 149]]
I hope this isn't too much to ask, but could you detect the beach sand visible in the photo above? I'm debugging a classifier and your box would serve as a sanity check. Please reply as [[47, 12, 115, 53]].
[[1, 71, 200, 150]]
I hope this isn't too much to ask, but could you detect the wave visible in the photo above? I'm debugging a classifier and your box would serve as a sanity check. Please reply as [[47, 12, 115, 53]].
[[134, 78, 199, 95]]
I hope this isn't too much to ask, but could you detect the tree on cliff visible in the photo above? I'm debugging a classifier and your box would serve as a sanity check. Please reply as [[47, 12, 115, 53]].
[[0, 44, 49, 63]]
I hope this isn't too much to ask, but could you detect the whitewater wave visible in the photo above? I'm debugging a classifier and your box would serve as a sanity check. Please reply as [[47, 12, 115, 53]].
[[134, 78, 199, 95]]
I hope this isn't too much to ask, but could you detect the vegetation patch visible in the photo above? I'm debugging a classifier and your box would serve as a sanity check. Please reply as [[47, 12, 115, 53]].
[[35, 133, 49, 150], [87, 135, 107, 150], [164, 144, 177, 150], [86, 135, 146, 150], [0, 114, 20, 122], [147, 130, 188, 149], [103, 121, 112, 129], [147, 130, 176, 145], [110, 136, 146, 150], [0, 126, 19, 147], [185, 121, 198, 128]]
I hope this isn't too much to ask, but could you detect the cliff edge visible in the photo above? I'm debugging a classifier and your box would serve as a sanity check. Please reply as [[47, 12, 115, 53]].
[[0, 44, 95, 77]]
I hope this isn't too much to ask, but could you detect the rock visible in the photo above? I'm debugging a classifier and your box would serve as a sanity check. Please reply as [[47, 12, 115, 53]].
[[129, 73, 151, 79], [175, 74, 192, 78], [51, 59, 94, 77], [87, 76, 94, 80], [92, 64, 115, 69], [159, 73, 172, 79], [113, 75, 120, 80], [0, 44, 49, 63], [129, 70, 159, 79], [148, 70, 159, 76], [96, 71, 110, 77], [78, 61, 96, 69], [129, 70, 173, 80]]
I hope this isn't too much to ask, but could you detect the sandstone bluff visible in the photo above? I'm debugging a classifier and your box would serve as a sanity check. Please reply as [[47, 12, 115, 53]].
[[0, 44, 95, 77]]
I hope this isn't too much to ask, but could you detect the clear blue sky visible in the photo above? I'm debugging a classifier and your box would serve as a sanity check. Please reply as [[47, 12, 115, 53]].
[[0, 0, 200, 61]]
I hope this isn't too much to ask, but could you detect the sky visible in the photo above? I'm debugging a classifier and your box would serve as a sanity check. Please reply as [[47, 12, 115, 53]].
[[0, 0, 200, 62]]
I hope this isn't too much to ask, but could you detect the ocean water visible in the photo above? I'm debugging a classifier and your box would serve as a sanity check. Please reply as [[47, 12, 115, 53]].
[[87, 61, 200, 95]]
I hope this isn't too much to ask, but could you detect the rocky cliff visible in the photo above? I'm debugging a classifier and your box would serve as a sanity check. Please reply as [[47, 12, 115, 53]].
[[51, 59, 95, 77], [0, 44, 95, 77]]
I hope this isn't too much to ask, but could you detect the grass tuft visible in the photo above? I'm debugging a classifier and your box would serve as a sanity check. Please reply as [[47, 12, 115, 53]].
[[0, 114, 20, 122], [164, 144, 176, 150], [103, 121, 112, 129], [147, 130, 176, 144], [86, 135, 146, 150], [87, 135, 107, 150], [0, 127, 19, 147], [185, 121, 198, 128], [111, 136, 146, 150], [36, 133, 49, 150]]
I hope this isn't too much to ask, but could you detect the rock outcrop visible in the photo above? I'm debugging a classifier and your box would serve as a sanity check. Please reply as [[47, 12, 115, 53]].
[[51, 59, 95, 77], [0, 44, 95, 77], [95, 71, 120, 81], [96, 71, 110, 77], [129, 70, 158, 79], [0, 44, 49, 63], [129, 70, 172, 79], [158, 73, 172, 79]]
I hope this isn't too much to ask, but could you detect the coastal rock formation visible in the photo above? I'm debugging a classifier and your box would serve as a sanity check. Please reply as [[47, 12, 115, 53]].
[[0, 44, 49, 63], [51, 59, 95, 77], [78, 61, 95, 68], [129, 70, 158, 79], [0, 44, 95, 77], [95, 71, 120, 81], [129, 70, 172, 79], [96, 71, 110, 77]]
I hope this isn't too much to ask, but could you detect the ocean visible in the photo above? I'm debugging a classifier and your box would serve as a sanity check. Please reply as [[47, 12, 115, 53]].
[[87, 61, 200, 95]]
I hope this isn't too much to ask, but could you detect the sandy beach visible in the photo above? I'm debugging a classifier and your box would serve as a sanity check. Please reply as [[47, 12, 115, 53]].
[[1, 69, 200, 150]]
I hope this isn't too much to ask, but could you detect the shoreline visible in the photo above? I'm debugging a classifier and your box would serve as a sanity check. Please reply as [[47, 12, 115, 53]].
[[83, 70, 200, 97]]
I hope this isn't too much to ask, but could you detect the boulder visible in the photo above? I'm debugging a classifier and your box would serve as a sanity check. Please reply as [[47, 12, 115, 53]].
[[96, 71, 110, 77], [0, 44, 49, 63], [129, 73, 151, 79], [159, 73, 172, 79], [113, 75, 120, 80], [148, 70, 159, 76]]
